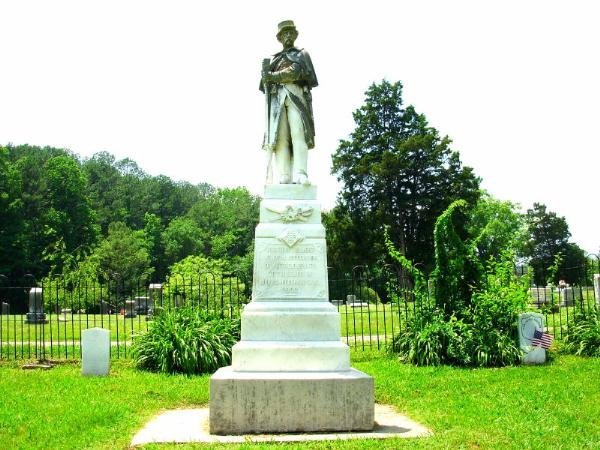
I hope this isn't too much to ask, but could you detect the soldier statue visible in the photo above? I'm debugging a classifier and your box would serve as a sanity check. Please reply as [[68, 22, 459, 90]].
[[260, 20, 318, 185]]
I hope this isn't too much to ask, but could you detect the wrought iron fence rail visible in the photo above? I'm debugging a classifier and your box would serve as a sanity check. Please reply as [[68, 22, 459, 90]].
[[1, 266, 598, 360]]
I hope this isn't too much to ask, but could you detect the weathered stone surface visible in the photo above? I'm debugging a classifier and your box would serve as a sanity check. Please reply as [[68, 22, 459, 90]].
[[264, 183, 317, 200], [82, 327, 110, 376], [210, 367, 374, 434], [240, 301, 340, 341], [232, 341, 350, 372], [518, 312, 546, 364], [209, 184, 373, 434], [594, 274, 599, 306]]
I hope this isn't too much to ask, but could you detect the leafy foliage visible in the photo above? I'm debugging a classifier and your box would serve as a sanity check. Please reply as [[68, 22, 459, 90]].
[[131, 306, 240, 374], [388, 198, 529, 367], [163, 255, 247, 311], [563, 308, 600, 357]]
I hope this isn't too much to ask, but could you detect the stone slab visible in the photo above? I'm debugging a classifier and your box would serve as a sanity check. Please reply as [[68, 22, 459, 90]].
[[232, 341, 350, 371], [594, 274, 600, 306], [253, 236, 328, 301], [518, 312, 546, 364], [82, 327, 110, 376], [264, 184, 317, 200], [130, 404, 431, 446], [241, 301, 340, 341], [209, 367, 374, 434]]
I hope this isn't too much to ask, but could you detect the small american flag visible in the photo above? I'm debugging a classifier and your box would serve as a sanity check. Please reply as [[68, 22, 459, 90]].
[[531, 329, 554, 349]]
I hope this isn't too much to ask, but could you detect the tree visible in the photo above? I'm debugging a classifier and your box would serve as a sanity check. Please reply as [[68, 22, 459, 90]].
[[162, 217, 204, 269], [0, 147, 24, 276], [468, 193, 526, 263], [41, 155, 98, 273], [187, 187, 259, 260], [330, 80, 480, 273], [524, 203, 587, 285], [90, 222, 153, 291]]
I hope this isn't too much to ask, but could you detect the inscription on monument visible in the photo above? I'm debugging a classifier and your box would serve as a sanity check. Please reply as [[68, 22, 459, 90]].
[[254, 239, 327, 300]]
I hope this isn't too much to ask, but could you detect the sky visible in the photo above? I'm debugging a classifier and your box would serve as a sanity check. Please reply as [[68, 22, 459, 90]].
[[1, 1, 598, 254]]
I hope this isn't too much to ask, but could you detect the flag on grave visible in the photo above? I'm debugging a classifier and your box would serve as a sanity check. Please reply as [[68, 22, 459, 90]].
[[531, 329, 554, 349]]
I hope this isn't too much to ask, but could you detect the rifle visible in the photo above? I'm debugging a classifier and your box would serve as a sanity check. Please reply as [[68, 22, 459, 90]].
[[262, 57, 274, 183]]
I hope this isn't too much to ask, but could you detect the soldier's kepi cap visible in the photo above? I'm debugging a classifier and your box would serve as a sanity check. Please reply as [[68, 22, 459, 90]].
[[277, 20, 297, 38]]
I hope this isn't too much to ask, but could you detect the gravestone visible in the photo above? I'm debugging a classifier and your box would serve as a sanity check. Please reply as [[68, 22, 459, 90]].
[[148, 283, 162, 318], [518, 312, 546, 364], [594, 274, 600, 306], [529, 286, 557, 305], [26, 287, 47, 324], [82, 327, 110, 376], [58, 308, 72, 322], [1, 302, 9, 315], [134, 296, 152, 315], [124, 300, 137, 318], [559, 287, 581, 306], [210, 184, 374, 434]]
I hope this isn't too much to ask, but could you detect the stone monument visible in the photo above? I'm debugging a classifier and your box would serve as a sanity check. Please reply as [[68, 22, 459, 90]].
[[518, 312, 546, 364], [26, 287, 47, 324], [594, 274, 600, 307], [209, 21, 374, 434]]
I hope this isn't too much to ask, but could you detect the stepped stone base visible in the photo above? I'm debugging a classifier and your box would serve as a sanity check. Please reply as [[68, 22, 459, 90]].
[[209, 366, 374, 435], [232, 340, 349, 372]]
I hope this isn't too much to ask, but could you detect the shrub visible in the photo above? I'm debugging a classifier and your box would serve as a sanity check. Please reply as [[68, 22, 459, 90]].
[[163, 256, 247, 312], [563, 308, 600, 357], [131, 306, 240, 374], [386, 199, 529, 368]]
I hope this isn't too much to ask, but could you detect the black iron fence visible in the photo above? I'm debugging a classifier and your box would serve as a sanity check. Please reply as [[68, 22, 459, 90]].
[[1, 261, 599, 360]]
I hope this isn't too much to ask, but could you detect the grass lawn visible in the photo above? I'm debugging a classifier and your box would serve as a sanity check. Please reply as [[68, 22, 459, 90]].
[[0, 352, 599, 449]]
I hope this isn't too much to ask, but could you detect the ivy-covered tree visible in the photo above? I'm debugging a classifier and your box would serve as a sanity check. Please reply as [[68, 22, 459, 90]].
[[330, 80, 480, 273]]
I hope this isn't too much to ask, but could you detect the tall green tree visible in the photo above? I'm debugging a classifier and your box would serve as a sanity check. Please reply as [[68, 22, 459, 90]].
[[41, 155, 98, 274], [90, 221, 153, 292], [0, 147, 25, 276], [524, 203, 587, 285], [162, 217, 204, 269], [187, 187, 259, 260], [330, 80, 480, 273]]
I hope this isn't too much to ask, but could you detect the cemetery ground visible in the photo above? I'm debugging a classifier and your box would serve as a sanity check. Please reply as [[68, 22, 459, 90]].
[[0, 351, 598, 449]]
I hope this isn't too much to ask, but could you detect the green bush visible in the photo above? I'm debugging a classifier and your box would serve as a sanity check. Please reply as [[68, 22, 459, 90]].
[[386, 199, 529, 367], [356, 286, 380, 303], [163, 256, 247, 312], [563, 308, 600, 357], [131, 306, 240, 374]]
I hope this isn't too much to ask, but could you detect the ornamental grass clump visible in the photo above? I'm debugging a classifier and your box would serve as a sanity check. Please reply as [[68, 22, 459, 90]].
[[131, 306, 240, 374], [562, 308, 600, 357]]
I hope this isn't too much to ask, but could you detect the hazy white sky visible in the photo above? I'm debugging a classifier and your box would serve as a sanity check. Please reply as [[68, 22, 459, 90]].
[[1, 1, 598, 253]]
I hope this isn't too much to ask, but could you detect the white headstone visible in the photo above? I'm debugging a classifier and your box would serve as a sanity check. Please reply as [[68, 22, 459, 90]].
[[518, 312, 546, 364], [82, 327, 110, 376], [559, 287, 581, 306], [594, 274, 600, 307]]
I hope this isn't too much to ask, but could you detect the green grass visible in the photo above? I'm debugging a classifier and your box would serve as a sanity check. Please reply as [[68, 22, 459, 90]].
[[0, 352, 599, 449]]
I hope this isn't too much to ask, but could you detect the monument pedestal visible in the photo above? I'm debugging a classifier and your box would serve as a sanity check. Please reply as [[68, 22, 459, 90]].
[[209, 184, 374, 434]]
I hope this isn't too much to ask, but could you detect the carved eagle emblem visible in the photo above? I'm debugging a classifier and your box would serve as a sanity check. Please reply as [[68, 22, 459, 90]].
[[266, 205, 314, 223]]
